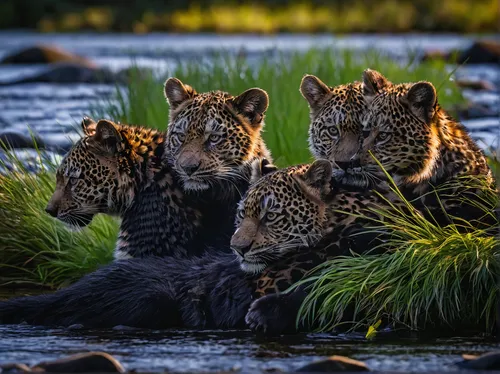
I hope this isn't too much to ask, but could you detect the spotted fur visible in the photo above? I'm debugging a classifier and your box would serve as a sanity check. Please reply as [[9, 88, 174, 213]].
[[301, 71, 391, 169], [233, 159, 409, 335], [0, 159, 405, 330], [231, 159, 404, 298], [45, 78, 272, 259], [342, 71, 496, 227]]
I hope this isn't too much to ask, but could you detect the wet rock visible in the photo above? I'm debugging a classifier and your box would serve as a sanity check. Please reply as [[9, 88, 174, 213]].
[[455, 102, 499, 120], [0, 45, 96, 68], [0, 63, 125, 86], [0, 352, 125, 373], [294, 355, 370, 372], [422, 40, 500, 65], [0, 131, 46, 150], [455, 79, 496, 91], [457, 40, 500, 65], [0, 363, 32, 373], [455, 351, 500, 370], [0, 63, 154, 86]]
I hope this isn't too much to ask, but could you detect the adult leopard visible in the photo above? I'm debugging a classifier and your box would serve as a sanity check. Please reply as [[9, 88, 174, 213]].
[[44, 77, 272, 259], [0, 159, 404, 329]]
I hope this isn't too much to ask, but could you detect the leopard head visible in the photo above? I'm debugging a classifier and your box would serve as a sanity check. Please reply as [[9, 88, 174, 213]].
[[301, 71, 391, 170], [230, 158, 337, 273], [45, 117, 162, 229], [354, 78, 439, 188], [163, 78, 271, 192]]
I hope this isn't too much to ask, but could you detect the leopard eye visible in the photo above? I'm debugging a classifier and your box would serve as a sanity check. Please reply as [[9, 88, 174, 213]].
[[236, 209, 245, 220], [172, 132, 185, 145], [208, 134, 222, 144], [69, 177, 79, 186], [265, 211, 278, 222], [327, 126, 338, 137], [376, 132, 391, 144]]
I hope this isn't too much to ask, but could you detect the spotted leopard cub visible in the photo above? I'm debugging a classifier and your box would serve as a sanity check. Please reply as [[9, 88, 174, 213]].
[[45, 77, 272, 259], [345, 70, 496, 227], [300, 70, 392, 169], [230, 159, 409, 335]]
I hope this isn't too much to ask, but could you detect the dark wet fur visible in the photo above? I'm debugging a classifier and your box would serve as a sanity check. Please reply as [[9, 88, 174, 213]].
[[0, 253, 252, 329]]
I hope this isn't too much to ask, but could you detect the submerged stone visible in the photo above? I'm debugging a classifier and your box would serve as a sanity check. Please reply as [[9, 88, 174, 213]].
[[294, 355, 370, 372], [455, 351, 500, 370]]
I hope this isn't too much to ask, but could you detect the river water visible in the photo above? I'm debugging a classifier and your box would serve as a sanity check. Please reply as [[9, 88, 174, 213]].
[[0, 32, 499, 372]]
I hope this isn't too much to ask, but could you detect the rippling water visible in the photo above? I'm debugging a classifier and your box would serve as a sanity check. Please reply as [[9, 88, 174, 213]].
[[0, 32, 499, 372], [1, 325, 499, 372]]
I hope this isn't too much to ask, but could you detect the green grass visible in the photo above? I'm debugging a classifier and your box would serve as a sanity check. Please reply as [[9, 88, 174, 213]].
[[294, 161, 499, 334], [0, 48, 466, 292], [0, 148, 118, 292]]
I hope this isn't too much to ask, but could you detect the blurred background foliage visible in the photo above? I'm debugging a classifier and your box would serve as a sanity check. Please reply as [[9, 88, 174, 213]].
[[1, 0, 498, 34]]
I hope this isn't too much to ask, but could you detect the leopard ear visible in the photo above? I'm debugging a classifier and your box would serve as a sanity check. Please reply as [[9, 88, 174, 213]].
[[250, 158, 278, 184], [89, 119, 123, 156], [300, 74, 331, 113], [362, 69, 391, 101], [230, 88, 269, 128], [302, 159, 332, 193], [403, 81, 437, 123], [164, 77, 197, 110], [81, 116, 97, 136]]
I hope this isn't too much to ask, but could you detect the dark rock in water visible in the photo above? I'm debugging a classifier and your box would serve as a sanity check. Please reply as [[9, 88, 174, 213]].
[[457, 40, 500, 65], [0, 131, 46, 150], [0, 352, 125, 373], [455, 103, 499, 120], [0, 63, 126, 86], [0, 63, 154, 86], [0, 45, 96, 67], [34, 352, 125, 373], [455, 79, 496, 91], [294, 355, 370, 372], [0, 363, 32, 373], [455, 351, 500, 370], [422, 40, 500, 65]]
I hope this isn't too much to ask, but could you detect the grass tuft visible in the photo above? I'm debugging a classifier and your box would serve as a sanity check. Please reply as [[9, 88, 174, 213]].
[[0, 146, 117, 292], [295, 159, 499, 333]]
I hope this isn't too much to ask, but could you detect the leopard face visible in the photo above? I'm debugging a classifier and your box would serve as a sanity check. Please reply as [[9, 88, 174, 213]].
[[352, 80, 439, 189], [230, 159, 336, 274], [45, 117, 161, 229], [163, 78, 271, 192], [301, 71, 392, 169]]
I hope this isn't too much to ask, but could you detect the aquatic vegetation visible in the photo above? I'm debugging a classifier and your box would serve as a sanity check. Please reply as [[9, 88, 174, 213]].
[[295, 162, 499, 333]]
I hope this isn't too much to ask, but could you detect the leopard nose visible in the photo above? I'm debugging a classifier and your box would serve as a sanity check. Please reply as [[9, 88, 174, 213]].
[[335, 161, 351, 170], [182, 162, 200, 176], [231, 242, 253, 256], [45, 204, 58, 217]]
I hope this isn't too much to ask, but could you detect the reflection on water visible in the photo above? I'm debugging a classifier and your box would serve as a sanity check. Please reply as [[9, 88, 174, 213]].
[[0, 325, 498, 372]]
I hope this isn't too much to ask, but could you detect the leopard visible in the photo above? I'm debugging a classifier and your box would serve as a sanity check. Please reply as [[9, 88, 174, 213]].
[[338, 71, 497, 229], [44, 77, 272, 260], [300, 70, 392, 170], [0, 159, 407, 330], [303, 69, 496, 229]]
